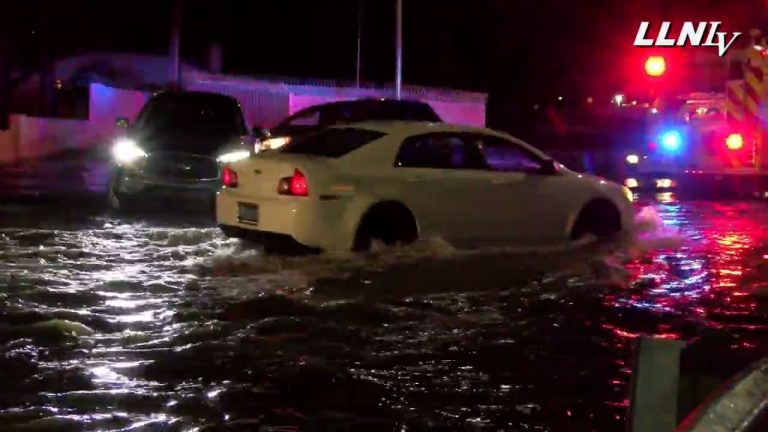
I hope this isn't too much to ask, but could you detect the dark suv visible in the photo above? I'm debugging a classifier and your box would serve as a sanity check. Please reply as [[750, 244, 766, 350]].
[[256, 99, 442, 150], [108, 91, 252, 211]]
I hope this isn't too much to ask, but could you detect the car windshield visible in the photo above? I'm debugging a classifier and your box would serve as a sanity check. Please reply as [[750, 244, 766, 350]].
[[137, 95, 247, 137]]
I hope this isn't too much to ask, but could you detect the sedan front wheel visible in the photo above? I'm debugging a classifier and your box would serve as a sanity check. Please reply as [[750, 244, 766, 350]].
[[570, 199, 622, 240]]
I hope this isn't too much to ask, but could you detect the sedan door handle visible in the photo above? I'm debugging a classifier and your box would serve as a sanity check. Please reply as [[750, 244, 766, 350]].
[[407, 176, 426, 183], [491, 179, 514, 184]]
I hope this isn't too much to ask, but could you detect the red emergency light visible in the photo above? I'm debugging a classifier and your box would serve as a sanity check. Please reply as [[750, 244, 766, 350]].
[[645, 56, 667, 77], [726, 133, 744, 150]]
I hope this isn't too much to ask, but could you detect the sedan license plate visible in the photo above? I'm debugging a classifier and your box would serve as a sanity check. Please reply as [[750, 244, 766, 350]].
[[237, 203, 259, 225]]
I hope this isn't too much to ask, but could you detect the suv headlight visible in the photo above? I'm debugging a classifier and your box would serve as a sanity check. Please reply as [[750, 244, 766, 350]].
[[216, 150, 251, 164], [112, 138, 147, 165], [623, 186, 635, 202], [261, 136, 290, 150]]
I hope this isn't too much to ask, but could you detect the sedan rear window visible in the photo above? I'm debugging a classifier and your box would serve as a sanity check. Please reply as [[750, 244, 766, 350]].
[[280, 128, 386, 158], [331, 101, 441, 123]]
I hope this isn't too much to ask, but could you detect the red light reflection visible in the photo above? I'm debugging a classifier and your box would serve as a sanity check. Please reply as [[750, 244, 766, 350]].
[[598, 203, 768, 412], [592, 202, 768, 427], [608, 203, 768, 345]]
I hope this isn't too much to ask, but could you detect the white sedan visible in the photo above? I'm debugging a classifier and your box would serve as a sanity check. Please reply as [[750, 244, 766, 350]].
[[216, 122, 635, 252]]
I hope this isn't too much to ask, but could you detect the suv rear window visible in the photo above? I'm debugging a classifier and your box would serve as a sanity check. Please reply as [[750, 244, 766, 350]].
[[280, 128, 386, 158]]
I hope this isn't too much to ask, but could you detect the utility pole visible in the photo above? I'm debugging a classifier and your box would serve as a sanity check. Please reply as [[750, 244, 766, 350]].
[[37, 2, 55, 117], [395, 0, 402, 99], [356, 0, 364, 89], [170, 0, 183, 89]]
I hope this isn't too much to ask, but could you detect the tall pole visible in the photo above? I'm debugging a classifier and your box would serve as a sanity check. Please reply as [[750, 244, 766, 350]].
[[38, 2, 54, 117], [395, 0, 402, 99], [170, 0, 182, 89], [356, 0, 364, 89]]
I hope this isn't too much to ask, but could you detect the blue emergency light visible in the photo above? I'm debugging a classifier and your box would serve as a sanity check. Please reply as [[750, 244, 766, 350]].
[[659, 130, 683, 153]]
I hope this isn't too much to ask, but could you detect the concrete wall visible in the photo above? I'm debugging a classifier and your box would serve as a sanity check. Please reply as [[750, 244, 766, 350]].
[[428, 101, 486, 127], [185, 80, 289, 129], [17, 116, 95, 159], [89, 83, 149, 127], [0, 84, 147, 165], [0, 115, 95, 164], [0, 117, 21, 164], [185, 72, 487, 128]]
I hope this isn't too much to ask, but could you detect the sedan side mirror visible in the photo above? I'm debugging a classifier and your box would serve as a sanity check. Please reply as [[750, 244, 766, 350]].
[[116, 117, 129, 128], [538, 159, 560, 176]]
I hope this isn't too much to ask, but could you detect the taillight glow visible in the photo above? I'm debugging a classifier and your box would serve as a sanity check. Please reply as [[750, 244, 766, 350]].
[[289, 169, 309, 196], [277, 169, 309, 196], [222, 167, 238, 188], [726, 133, 744, 150]]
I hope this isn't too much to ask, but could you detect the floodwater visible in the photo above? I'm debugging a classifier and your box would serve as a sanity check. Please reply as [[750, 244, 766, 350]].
[[1, 194, 768, 431]]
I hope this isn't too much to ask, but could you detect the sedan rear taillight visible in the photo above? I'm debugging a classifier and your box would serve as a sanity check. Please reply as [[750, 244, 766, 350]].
[[222, 167, 238, 188], [277, 169, 309, 196]]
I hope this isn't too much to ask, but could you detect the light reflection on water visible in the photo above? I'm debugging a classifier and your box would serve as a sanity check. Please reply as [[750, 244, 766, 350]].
[[0, 201, 768, 430], [603, 198, 768, 411], [619, 202, 766, 321]]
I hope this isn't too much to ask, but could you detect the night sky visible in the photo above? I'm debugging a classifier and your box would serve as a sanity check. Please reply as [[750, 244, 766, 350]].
[[2, 1, 768, 108]]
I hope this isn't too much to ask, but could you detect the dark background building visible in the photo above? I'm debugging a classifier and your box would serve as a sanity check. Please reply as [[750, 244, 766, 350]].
[[1, 0, 767, 134]]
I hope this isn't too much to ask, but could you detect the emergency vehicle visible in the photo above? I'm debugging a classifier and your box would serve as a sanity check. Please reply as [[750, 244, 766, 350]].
[[620, 38, 768, 197]]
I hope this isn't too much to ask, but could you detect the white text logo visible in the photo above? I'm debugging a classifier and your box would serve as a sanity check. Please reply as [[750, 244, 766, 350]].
[[634, 22, 741, 57]]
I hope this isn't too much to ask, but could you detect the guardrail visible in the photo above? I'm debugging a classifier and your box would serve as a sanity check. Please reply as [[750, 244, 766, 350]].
[[676, 357, 768, 431], [628, 336, 768, 432]]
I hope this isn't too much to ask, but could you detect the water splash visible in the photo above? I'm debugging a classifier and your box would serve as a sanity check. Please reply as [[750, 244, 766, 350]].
[[631, 205, 686, 253]]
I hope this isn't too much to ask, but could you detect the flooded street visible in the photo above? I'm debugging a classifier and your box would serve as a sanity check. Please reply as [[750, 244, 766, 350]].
[[1, 196, 768, 431]]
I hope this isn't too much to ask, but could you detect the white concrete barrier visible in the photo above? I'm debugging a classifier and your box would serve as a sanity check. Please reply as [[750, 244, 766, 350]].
[[0, 84, 148, 165], [0, 114, 108, 164]]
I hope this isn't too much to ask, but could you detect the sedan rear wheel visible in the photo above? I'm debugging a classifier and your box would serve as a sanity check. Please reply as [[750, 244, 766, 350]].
[[219, 225, 243, 239], [352, 202, 418, 252]]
